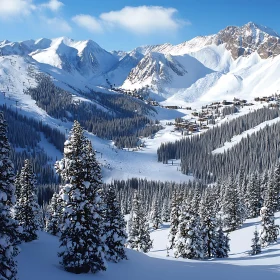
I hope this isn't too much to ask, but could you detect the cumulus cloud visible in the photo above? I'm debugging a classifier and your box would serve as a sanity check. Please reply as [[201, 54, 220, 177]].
[[100, 6, 188, 34], [72, 6, 189, 34], [45, 17, 72, 33], [41, 0, 64, 12], [0, 0, 36, 19], [72, 14, 103, 33], [0, 0, 65, 20]]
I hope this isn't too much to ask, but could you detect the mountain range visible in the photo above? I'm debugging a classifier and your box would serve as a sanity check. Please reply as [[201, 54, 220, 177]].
[[1, 22, 280, 105]]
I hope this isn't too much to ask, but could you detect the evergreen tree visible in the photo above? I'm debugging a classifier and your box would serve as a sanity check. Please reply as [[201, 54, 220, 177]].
[[266, 169, 279, 213], [191, 185, 202, 213], [55, 121, 106, 274], [247, 173, 261, 218], [15, 159, 40, 242], [174, 204, 204, 259], [273, 161, 280, 210], [14, 172, 20, 201], [260, 170, 269, 206], [151, 199, 162, 229], [260, 206, 279, 247], [45, 193, 61, 236], [0, 112, 19, 280], [127, 192, 153, 253], [168, 190, 180, 249], [161, 198, 170, 222], [216, 224, 230, 258], [250, 227, 261, 255], [222, 175, 243, 232], [103, 185, 127, 262], [200, 189, 218, 258]]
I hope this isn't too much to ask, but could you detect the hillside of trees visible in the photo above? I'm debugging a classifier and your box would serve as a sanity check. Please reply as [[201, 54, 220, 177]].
[[24, 74, 162, 148], [157, 107, 280, 182]]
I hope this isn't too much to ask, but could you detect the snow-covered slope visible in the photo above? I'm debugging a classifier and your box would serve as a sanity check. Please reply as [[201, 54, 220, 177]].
[[121, 22, 280, 104], [122, 52, 213, 98], [17, 213, 280, 280], [105, 50, 144, 86], [1, 22, 280, 105], [30, 37, 118, 77]]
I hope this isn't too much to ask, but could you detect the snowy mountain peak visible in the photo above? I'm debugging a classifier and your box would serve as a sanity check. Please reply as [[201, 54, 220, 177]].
[[212, 22, 280, 59], [244, 22, 279, 37]]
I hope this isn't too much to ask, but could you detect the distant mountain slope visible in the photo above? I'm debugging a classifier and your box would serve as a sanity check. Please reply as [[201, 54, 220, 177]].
[[122, 52, 213, 98], [0, 22, 280, 104]]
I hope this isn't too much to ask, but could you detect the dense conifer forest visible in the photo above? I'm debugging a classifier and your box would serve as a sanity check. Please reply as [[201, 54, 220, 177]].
[[24, 74, 162, 148], [157, 107, 280, 182]]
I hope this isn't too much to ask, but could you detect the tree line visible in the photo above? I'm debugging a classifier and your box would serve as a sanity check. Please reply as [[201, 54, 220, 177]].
[[24, 74, 162, 149], [157, 107, 280, 182]]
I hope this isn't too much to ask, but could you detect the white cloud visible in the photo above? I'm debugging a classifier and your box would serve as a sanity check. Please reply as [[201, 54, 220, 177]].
[[0, 0, 36, 19], [100, 6, 188, 34], [72, 14, 103, 33], [72, 6, 189, 34], [45, 17, 72, 33], [41, 0, 64, 12]]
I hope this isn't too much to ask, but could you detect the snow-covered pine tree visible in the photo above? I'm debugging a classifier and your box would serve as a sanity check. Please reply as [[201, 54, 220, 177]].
[[14, 171, 20, 201], [216, 223, 230, 258], [127, 191, 153, 253], [199, 189, 218, 258], [103, 184, 127, 262], [260, 182, 279, 248], [266, 170, 278, 213], [237, 165, 245, 192], [174, 204, 204, 259], [84, 140, 110, 259], [273, 161, 280, 211], [191, 185, 202, 213], [151, 199, 162, 229], [260, 169, 269, 205], [45, 192, 61, 236], [55, 121, 106, 274], [247, 173, 261, 218], [250, 227, 261, 255], [0, 112, 19, 280], [161, 198, 170, 222], [15, 159, 40, 242], [168, 189, 181, 249], [222, 175, 243, 232]]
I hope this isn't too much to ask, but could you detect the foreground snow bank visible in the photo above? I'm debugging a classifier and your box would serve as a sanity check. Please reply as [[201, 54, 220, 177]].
[[17, 213, 280, 280]]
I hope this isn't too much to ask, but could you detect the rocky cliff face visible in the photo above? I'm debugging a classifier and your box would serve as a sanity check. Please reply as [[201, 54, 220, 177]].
[[213, 22, 280, 59]]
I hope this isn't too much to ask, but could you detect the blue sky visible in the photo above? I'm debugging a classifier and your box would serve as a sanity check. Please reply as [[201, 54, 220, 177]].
[[0, 0, 279, 51]]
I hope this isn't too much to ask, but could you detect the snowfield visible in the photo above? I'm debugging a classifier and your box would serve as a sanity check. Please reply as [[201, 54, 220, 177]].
[[17, 213, 280, 280]]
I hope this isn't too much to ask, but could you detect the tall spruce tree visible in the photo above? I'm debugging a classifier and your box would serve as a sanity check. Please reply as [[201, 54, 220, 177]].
[[15, 159, 40, 242], [216, 223, 230, 258], [273, 161, 280, 211], [151, 199, 162, 229], [0, 112, 19, 280], [161, 198, 170, 222], [103, 184, 127, 262], [55, 121, 106, 274], [174, 204, 204, 259], [127, 192, 153, 253], [45, 193, 61, 236], [200, 189, 218, 258], [191, 185, 202, 213], [14, 172, 20, 201], [266, 171, 278, 212], [222, 175, 243, 232], [247, 173, 261, 218], [168, 190, 181, 249], [260, 182, 279, 248]]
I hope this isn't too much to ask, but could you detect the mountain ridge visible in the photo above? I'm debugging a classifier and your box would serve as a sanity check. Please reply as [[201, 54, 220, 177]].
[[1, 22, 280, 104]]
